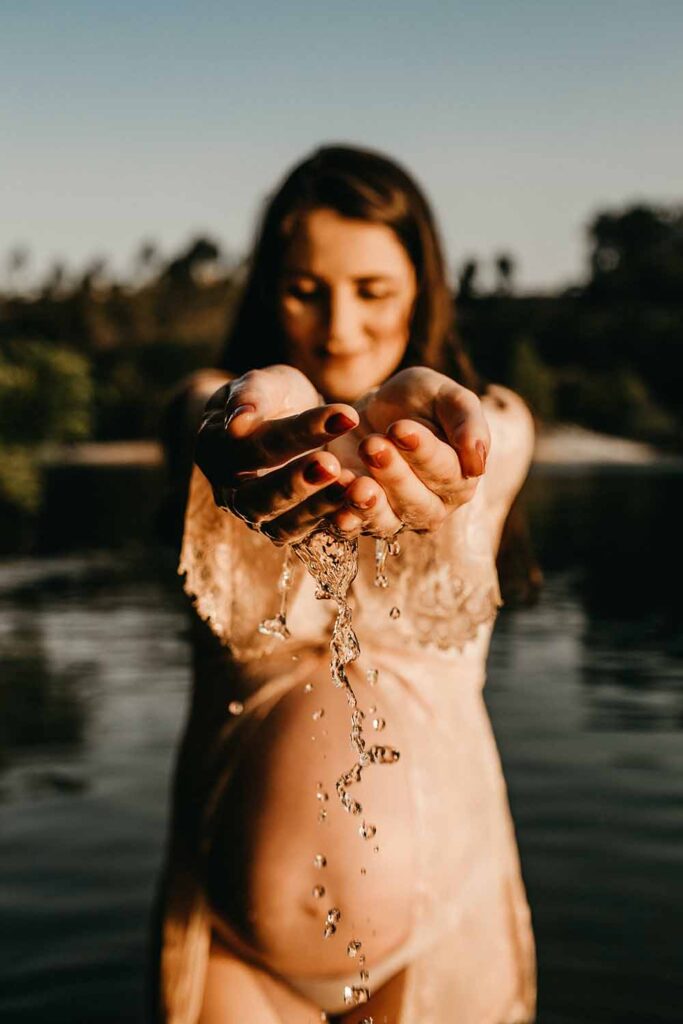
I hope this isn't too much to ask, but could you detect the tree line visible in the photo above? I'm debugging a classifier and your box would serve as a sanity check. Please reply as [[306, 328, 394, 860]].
[[1, 202, 681, 526]]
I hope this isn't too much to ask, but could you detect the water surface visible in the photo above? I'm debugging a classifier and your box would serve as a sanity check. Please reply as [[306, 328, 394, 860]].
[[0, 466, 681, 1022]]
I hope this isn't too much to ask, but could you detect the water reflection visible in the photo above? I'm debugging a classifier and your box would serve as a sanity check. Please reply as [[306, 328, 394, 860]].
[[0, 467, 681, 1022], [524, 467, 683, 732]]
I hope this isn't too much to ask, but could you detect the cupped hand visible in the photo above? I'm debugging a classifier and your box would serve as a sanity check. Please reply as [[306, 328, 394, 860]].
[[327, 367, 491, 538], [195, 364, 359, 543]]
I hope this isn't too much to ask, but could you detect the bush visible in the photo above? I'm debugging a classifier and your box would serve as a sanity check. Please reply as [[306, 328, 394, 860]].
[[509, 336, 556, 421], [555, 365, 678, 444], [0, 339, 93, 445], [0, 339, 93, 518]]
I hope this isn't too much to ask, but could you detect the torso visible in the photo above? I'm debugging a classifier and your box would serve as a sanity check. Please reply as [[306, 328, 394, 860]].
[[176, 376, 535, 983]]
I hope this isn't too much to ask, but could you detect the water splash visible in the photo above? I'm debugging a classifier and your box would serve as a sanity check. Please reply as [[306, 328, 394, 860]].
[[258, 548, 295, 639], [291, 527, 401, 1007], [344, 985, 370, 1006]]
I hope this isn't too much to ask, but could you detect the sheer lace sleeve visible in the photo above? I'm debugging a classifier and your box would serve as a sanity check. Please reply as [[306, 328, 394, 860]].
[[178, 465, 304, 660], [353, 482, 502, 653]]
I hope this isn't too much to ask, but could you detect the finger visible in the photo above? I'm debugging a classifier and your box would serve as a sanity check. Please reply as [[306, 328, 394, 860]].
[[226, 403, 358, 475], [230, 450, 342, 526], [358, 434, 447, 533], [434, 381, 491, 479], [219, 365, 316, 424], [260, 469, 356, 545], [333, 475, 403, 538], [386, 419, 468, 503]]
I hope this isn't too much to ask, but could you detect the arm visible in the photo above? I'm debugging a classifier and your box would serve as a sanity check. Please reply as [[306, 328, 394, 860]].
[[480, 384, 536, 553]]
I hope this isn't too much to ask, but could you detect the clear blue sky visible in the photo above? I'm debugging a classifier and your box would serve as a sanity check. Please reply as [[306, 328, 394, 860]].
[[2, 0, 682, 290]]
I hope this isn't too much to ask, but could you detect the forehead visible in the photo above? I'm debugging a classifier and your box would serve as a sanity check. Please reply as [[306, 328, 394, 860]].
[[283, 208, 414, 280]]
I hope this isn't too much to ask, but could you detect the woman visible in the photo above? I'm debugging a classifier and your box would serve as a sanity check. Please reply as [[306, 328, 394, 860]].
[[155, 145, 537, 1024]]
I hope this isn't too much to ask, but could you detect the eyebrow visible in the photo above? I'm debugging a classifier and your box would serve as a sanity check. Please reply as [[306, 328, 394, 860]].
[[282, 269, 399, 283]]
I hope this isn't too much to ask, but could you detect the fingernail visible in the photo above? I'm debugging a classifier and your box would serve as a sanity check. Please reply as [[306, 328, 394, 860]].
[[391, 431, 419, 452], [325, 482, 347, 501], [304, 461, 333, 484], [226, 403, 255, 427], [363, 446, 391, 469], [475, 440, 488, 474], [325, 412, 357, 434], [349, 494, 377, 511]]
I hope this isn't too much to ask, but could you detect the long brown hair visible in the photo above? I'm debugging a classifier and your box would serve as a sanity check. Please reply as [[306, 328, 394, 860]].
[[219, 144, 539, 603], [220, 144, 478, 391]]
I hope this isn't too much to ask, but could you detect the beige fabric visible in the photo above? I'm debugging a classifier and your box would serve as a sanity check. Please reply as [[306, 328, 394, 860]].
[[157, 463, 536, 1023]]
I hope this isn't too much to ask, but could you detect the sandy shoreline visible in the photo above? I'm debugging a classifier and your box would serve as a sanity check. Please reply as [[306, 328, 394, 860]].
[[41, 425, 682, 470]]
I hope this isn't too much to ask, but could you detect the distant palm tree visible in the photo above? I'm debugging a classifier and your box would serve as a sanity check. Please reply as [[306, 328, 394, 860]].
[[494, 252, 516, 295]]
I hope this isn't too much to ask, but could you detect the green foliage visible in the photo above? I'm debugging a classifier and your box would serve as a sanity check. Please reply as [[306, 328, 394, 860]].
[[0, 339, 92, 444], [0, 445, 42, 514], [0, 340, 93, 517], [555, 366, 678, 444], [509, 337, 555, 420]]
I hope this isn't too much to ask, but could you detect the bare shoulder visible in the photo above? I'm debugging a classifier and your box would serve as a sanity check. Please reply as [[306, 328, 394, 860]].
[[480, 385, 535, 532]]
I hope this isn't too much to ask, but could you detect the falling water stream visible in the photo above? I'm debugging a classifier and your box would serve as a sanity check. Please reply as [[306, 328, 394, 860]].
[[259, 527, 402, 1016]]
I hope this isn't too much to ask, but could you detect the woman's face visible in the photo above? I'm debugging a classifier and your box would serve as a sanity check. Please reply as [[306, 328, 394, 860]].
[[277, 208, 417, 402]]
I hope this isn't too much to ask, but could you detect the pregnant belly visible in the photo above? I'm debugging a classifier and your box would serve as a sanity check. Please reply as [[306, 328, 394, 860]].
[[206, 654, 416, 978]]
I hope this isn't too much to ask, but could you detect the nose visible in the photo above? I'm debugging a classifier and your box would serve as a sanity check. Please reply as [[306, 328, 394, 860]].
[[323, 288, 364, 355]]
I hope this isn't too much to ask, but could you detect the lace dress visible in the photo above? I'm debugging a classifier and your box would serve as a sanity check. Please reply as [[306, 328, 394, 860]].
[[155, 460, 537, 1024]]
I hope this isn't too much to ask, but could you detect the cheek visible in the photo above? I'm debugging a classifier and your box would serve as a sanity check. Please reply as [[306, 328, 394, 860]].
[[280, 304, 320, 349], [368, 299, 413, 344]]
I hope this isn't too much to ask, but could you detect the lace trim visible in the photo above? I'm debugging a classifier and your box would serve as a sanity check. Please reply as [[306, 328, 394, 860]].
[[179, 465, 501, 660]]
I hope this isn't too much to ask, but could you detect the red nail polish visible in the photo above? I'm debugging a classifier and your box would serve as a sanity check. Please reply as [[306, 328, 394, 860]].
[[363, 447, 391, 469], [325, 412, 356, 434], [391, 431, 419, 452], [350, 494, 377, 511], [304, 461, 333, 484]]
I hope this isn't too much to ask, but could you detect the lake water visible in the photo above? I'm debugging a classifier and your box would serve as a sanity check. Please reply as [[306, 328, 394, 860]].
[[0, 465, 681, 1023]]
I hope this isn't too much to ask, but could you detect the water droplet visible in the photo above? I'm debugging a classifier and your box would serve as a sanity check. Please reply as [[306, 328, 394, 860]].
[[344, 985, 370, 1006], [347, 939, 362, 958], [360, 1018, 373, 1024], [366, 668, 378, 686], [312, 885, 325, 899], [323, 907, 341, 935], [360, 867, 367, 876], [316, 789, 329, 802], [318, 808, 328, 822], [388, 539, 401, 556], [313, 853, 327, 869], [304, 682, 314, 693], [372, 717, 385, 731], [368, 704, 376, 714], [359, 821, 376, 840], [360, 969, 370, 983], [373, 845, 380, 853], [389, 606, 401, 620], [227, 700, 244, 716], [312, 708, 325, 721], [258, 613, 291, 640]]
